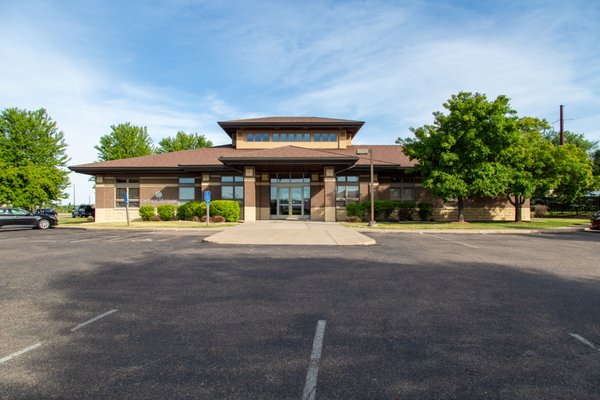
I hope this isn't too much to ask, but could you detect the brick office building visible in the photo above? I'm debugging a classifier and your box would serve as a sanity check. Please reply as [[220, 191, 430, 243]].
[[70, 117, 528, 223]]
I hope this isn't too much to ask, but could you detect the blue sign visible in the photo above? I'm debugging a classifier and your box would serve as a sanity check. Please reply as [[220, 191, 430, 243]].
[[123, 191, 128, 206], [204, 191, 211, 205]]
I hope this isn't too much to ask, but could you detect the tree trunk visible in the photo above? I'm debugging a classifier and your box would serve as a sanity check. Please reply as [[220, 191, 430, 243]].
[[515, 202, 523, 222], [506, 194, 525, 222], [457, 196, 465, 222]]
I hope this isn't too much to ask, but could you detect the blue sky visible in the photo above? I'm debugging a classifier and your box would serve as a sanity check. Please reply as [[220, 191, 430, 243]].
[[1, 0, 599, 205]]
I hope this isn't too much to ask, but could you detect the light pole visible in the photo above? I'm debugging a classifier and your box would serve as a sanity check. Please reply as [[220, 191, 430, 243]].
[[356, 148, 376, 226]]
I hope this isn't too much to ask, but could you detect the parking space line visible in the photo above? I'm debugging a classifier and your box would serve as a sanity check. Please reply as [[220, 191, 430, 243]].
[[569, 333, 600, 351], [0, 342, 43, 364], [71, 309, 118, 332], [302, 320, 326, 400], [421, 233, 480, 248]]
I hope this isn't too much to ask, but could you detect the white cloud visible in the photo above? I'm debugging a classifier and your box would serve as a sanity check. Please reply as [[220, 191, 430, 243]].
[[0, 6, 241, 205]]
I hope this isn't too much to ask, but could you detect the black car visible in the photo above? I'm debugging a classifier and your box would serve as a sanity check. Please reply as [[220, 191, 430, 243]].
[[0, 207, 58, 229], [72, 205, 95, 218], [35, 208, 58, 217]]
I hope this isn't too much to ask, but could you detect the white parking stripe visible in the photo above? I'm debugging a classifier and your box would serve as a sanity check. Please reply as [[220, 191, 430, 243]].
[[569, 333, 600, 351], [302, 320, 326, 400], [0, 342, 43, 364], [71, 309, 118, 332], [421, 233, 480, 248]]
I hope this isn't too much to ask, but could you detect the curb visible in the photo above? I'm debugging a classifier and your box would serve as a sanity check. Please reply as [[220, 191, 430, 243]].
[[352, 227, 588, 235], [57, 225, 227, 232]]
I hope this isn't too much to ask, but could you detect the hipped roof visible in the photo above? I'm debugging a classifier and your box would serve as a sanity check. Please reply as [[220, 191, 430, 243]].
[[217, 117, 365, 138], [69, 145, 416, 174]]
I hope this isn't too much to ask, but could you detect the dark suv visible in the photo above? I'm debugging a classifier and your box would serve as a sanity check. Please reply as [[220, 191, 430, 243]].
[[72, 205, 95, 218]]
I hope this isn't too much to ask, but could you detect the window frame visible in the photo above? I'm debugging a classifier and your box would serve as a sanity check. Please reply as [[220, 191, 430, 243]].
[[115, 178, 140, 207], [335, 176, 360, 207], [178, 177, 195, 204]]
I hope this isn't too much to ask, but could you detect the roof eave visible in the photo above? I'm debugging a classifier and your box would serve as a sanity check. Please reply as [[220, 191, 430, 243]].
[[217, 120, 365, 137]]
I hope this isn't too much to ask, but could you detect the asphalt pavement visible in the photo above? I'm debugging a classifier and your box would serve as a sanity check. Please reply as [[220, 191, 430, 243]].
[[0, 228, 599, 399]]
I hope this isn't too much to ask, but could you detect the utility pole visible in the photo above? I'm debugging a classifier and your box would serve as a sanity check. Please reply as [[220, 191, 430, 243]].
[[559, 105, 564, 145]]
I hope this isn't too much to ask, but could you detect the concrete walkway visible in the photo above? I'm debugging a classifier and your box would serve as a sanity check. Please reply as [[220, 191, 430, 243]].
[[203, 220, 376, 245]]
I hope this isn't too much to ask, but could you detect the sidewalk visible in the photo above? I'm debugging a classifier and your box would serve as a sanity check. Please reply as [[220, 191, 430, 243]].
[[203, 220, 376, 245]]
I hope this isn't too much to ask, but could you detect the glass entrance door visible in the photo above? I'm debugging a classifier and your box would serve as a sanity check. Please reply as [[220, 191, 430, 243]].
[[270, 184, 310, 219]]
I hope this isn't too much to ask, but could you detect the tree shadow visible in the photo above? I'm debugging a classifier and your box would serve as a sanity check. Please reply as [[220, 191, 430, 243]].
[[2, 245, 599, 399]]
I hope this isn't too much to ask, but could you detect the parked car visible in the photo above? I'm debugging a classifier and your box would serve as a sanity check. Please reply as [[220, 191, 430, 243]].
[[35, 208, 58, 218], [0, 207, 58, 229], [72, 204, 95, 218], [591, 211, 600, 230]]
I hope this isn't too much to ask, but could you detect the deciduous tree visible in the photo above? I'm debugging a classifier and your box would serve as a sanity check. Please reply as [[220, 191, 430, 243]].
[[157, 131, 213, 153], [95, 123, 154, 161], [399, 92, 519, 222], [0, 108, 69, 209], [504, 118, 557, 221]]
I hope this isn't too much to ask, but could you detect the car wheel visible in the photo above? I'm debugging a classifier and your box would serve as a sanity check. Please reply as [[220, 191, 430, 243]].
[[37, 219, 51, 229]]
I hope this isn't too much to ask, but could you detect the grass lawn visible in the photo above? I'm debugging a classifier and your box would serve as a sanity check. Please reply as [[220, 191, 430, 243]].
[[341, 217, 591, 230], [58, 217, 236, 229]]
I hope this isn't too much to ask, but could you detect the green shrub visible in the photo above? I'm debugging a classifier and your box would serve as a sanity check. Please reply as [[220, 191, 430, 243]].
[[177, 201, 207, 220], [138, 205, 155, 221], [397, 201, 416, 221], [378, 200, 399, 220], [360, 201, 403, 221], [188, 202, 207, 218], [417, 202, 433, 221], [208, 200, 240, 222], [177, 202, 191, 220], [157, 204, 177, 221], [346, 202, 364, 218]]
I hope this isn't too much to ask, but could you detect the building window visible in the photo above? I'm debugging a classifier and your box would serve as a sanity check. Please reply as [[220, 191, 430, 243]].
[[115, 178, 140, 207], [280, 133, 288, 142], [314, 133, 321, 142], [336, 176, 359, 207], [273, 133, 280, 142], [179, 178, 195, 204], [221, 176, 244, 205], [390, 178, 416, 201], [247, 133, 254, 142], [328, 133, 337, 142]]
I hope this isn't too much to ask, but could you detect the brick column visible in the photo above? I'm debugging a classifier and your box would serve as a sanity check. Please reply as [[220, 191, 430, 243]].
[[324, 166, 336, 222], [200, 173, 210, 200], [244, 166, 256, 222]]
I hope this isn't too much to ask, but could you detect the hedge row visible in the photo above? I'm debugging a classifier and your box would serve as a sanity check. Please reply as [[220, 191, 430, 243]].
[[346, 200, 433, 221], [138, 200, 241, 222]]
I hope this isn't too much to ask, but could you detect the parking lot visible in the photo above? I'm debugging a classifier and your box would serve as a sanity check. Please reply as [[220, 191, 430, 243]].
[[1, 228, 599, 399]]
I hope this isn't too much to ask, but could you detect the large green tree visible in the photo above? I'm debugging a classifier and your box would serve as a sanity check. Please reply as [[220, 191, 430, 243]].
[[95, 123, 154, 161], [503, 118, 557, 221], [552, 143, 597, 202], [0, 108, 70, 209], [398, 92, 520, 222], [156, 131, 213, 153]]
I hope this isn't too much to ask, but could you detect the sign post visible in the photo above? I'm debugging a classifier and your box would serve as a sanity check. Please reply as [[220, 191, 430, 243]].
[[204, 191, 211, 227], [124, 192, 130, 227]]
